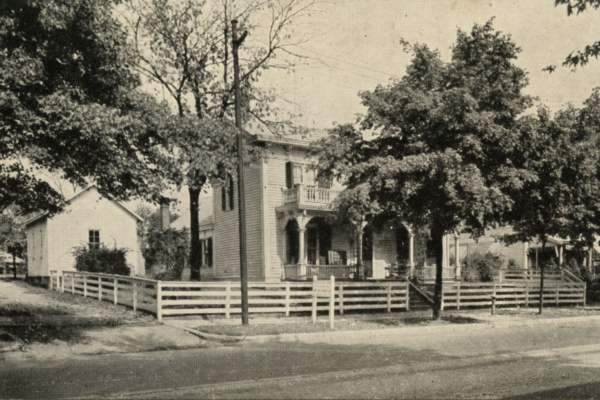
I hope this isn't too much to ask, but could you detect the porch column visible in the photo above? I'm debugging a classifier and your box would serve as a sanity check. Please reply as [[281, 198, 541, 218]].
[[443, 234, 450, 268], [454, 233, 461, 279], [559, 245, 564, 266], [408, 228, 415, 278], [523, 242, 529, 269], [298, 227, 306, 277]]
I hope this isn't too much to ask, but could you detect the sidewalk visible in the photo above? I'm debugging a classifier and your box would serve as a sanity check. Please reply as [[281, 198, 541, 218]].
[[163, 307, 600, 345]]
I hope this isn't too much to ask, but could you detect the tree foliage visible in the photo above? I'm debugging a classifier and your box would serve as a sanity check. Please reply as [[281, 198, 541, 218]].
[[554, 0, 600, 68], [318, 20, 533, 319], [122, 0, 313, 280], [0, 0, 176, 215]]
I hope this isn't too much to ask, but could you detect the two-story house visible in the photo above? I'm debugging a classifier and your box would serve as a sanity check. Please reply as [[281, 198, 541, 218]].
[[194, 135, 458, 282]]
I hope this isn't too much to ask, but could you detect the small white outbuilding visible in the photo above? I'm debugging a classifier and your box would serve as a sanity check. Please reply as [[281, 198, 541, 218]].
[[25, 185, 144, 277]]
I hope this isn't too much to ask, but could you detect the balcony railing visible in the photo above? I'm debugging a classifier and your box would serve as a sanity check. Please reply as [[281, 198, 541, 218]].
[[282, 185, 341, 206]]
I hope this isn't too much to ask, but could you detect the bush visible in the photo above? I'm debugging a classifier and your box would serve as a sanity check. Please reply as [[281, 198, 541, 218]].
[[72, 245, 130, 275], [143, 228, 189, 281], [507, 258, 519, 270], [461, 252, 504, 282]]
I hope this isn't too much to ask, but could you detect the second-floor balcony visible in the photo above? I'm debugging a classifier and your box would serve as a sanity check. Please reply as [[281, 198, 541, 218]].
[[282, 185, 342, 210]]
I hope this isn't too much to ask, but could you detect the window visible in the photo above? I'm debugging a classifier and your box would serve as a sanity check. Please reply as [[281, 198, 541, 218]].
[[221, 175, 235, 211], [206, 238, 213, 267], [199, 238, 213, 267], [89, 230, 100, 249], [286, 162, 316, 188], [317, 174, 332, 189]]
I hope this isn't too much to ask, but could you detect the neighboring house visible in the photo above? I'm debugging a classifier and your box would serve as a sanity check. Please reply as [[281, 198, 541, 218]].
[[25, 185, 144, 277]]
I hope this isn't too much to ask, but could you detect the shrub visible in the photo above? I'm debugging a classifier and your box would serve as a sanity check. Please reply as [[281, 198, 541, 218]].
[[72, 245, 130, 275], [461, 252, 504, 282], [507, 258, 519, 270], [143, 228, 189, 281]]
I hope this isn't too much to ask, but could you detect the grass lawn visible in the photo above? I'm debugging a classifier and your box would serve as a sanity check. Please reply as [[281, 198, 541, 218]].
[[195, 314, 482, 337]]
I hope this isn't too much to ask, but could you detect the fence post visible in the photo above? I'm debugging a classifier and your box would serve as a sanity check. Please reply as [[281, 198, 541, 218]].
[[98, 276, 103, 301], [456, 282, 461, 310], [60, 273, 65, 294], [312, 275, 317, 324], [525, 281, 529, 308], [440, 284, 444, 311], [84, 273, 88, 298], [156, 281, 163, 321], [285, 282, 290, 317], [584, 282, 587, 307], [71, 274, 75, 294], [492, 282, 497, 310], [225, 282, 231, 319], [132, 278, 137, 312], [556, 284, 560, 306], [387, 282, 392, 312], [113, 276, 118, 305], [339, 282, 344, 315], [329, 275, 335, 329], [405, 280, 410, 311]]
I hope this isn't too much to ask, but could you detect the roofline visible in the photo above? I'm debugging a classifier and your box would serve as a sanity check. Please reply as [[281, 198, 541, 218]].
[[253, 134, 317, 149], [25, 184, 144, 226]]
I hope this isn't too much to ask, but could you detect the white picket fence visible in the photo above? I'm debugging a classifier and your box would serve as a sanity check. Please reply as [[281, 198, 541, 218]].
[[440, 281, 586, 310], [50, 271, 410, 320], [49, 271, 586, 320]]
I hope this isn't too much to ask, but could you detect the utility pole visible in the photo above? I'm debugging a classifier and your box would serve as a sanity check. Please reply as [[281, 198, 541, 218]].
[[232, 20, 249, 325]]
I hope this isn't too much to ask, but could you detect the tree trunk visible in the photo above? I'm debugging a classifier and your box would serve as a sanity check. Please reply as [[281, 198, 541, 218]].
[[189, 186, 202, 281], [588, 242, 594, 278], [12, 254, 16, 279], [539, 239, 546, 315], [356, 227, 364, 281], [431, 224, 445, 320]]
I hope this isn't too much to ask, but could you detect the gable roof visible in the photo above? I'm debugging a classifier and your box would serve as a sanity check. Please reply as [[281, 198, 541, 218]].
[[24, 184, 144, 227]]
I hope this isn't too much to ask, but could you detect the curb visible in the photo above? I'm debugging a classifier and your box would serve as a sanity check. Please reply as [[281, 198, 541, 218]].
[[162, 323, 246, 342], [242, 314, 600, 344]]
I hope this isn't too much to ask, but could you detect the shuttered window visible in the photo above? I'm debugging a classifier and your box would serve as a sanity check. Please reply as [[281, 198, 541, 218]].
[[206, 237, 213, 267], [221, 174, 235, 211]]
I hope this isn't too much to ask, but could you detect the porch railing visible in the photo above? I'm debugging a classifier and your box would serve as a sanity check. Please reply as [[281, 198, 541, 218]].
[[283, 264, 358, 280], [282, 185, 341, 206]]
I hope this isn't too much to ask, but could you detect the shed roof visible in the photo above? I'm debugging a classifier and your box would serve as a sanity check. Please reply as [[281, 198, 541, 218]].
[[24, 184, 144, 227]]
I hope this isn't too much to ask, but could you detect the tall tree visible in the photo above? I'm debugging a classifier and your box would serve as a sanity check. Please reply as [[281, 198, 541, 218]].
[[0, 0, 176, 215], [318, 21, 533, 319], [122, 0, 313, 280], [504, 108, 580, 314]]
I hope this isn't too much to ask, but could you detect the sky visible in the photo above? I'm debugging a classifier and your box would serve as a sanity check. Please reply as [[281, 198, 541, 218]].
[[259, 0, 600, 131], [49, 0, 600, 212]]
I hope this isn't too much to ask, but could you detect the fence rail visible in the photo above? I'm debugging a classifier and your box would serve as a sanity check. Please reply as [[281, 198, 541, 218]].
[[50, 271, 409, 320], [440, 281, 586, 310], [49, 271, 586, 320]]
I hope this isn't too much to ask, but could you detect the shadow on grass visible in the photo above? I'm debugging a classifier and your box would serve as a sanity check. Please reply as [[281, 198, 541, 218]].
[[1, 318, 124, 345], [368, 315, 483, 326], [0, 303, 71, 317]]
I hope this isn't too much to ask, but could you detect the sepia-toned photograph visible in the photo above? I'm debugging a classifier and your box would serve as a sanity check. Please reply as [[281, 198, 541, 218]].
[[3, 0, 600, 398]]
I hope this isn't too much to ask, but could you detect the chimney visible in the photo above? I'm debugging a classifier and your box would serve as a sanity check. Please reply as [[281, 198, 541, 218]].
[[159, 197, 170, 231]]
